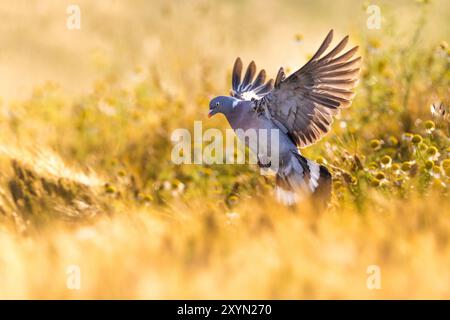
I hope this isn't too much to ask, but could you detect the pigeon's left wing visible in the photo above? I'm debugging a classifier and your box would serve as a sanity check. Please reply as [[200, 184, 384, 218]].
[[261, 30, 361, 148], [230, 58, 274, 101]]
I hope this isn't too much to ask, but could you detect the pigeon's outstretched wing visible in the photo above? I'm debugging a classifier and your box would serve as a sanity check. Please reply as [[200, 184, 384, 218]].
[[230, 58, 274, 101], [262, 30, 361, 148]]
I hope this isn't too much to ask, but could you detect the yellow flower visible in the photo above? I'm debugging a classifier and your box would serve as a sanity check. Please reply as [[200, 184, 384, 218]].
[[371, 178, 381, 187], [381, 155, 392, 167], [227, 195, 239, 206], [425, 160, 434, 170], [402, 133, 413, 141], [444, 167, 450, 177], [432, 165, 442, 174], [426, 146, 438, 157], [368, 37, 381, 49], [105, 184, 116, 194], [334, 180, 343, 188], [388, 136, 398, 146], [370, 139, 382, 150], [394, 177, 405, 186], [375, 172, 385, 180], [441, 159, 450, 170], [418, 142, 428, 151], [368, 162, 378, 170], [202, 168, 213, 176], [294, 33, 304, 42], [401, 162, 412, 172], [377, 60, 387, 73], [424, 120, 435, 132], [172, 179, 182, 188], [431, 179, 446, 191]]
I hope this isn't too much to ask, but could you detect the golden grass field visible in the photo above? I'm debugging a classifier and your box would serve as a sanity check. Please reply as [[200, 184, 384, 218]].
[[0, 0, 449, 299]]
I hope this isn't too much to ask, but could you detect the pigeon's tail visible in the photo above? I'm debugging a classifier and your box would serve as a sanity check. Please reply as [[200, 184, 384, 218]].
[[275, 153, 331, 206]]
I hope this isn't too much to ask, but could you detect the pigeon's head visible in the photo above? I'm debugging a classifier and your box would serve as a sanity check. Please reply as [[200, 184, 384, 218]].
[[208, 96, 239, 118]]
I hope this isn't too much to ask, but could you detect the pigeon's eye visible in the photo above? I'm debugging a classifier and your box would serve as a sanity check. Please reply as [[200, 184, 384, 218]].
[[215, 102, 220, 108]]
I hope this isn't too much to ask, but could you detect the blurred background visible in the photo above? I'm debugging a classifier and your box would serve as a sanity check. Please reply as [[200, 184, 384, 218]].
[[0, 0, 448, 101]]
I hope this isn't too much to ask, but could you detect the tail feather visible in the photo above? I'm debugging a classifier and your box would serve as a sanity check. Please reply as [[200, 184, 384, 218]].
[[275, 186, 298, 206], [275, 153, 332, 206]]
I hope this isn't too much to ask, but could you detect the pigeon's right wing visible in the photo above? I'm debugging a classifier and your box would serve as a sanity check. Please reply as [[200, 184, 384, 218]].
[[261, 30, 361, 148], [230, 58, 274, 101]]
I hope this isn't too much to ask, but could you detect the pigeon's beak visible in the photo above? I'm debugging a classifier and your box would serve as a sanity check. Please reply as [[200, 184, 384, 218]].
[[208, 110, 214, 118]]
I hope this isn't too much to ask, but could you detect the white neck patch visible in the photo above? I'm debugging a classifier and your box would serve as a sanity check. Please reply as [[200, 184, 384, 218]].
[[232, 99, 239, 108]]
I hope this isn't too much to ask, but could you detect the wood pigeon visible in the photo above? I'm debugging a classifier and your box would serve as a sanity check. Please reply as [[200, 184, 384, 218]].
[[208, 30, 361, 205]]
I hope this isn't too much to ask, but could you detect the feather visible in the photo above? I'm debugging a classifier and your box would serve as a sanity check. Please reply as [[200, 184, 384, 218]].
[[232, 58, 242, 92], [254, 79, 274, 95], [274, 67, 286, 88], [308, 29, 334, 63], [261, 30, 360, 148], [241, 61, 256, 90], [327, 46, 359, 65], [317, 35, 349, 63], [230, 58, 274, 100], [252, 69, 266, 88], [316, 56, 361, 73]]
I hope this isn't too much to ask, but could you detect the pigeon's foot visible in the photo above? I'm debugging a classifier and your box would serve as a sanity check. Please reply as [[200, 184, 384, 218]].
[[257, 159, 272, 168]]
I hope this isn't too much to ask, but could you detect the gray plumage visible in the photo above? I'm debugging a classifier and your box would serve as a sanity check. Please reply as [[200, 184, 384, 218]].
[[209, 30, 361, 205]]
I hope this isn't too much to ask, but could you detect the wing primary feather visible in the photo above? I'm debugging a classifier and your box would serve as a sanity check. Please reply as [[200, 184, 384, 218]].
[[233, 32, 360, 149], [274, 67, 286, 88], [316, 56, 361, 73], [252, 69, 266, 88], [308, 95, 341, 108], [327, 46, 359, 65], [319, 68, 360, 79], [254, 79, 274, 94], [230, 58, 274, 100], [317, 35, 349, 63], [316, 87, 356, 100], [319, 78, 359, 86], [309, 30, 334, 62], [314, 92, 351, 106]]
